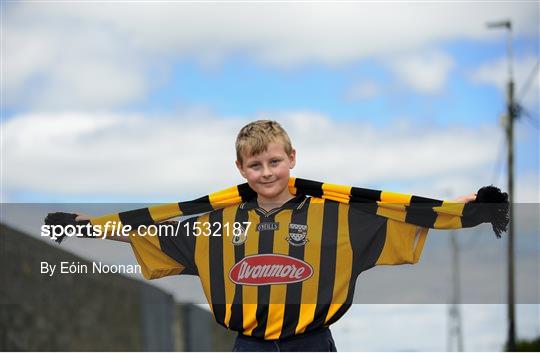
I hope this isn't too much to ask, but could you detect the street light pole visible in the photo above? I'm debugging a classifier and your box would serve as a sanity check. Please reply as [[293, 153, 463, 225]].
[[486, 19, 516, 352]]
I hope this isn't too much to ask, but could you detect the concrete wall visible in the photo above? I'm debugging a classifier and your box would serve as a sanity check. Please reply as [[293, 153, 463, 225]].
[[0, 224, 235, 351], [178, 304, 236, 351]]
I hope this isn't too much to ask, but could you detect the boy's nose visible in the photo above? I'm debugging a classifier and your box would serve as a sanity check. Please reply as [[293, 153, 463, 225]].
[[262, 165, 273, 177]]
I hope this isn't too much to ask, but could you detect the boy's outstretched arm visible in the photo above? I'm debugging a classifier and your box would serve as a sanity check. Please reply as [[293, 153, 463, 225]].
[[450, 193, 477, 203]]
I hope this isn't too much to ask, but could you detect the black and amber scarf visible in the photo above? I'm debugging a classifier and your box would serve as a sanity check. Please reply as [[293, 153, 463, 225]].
[[46, 177, 509, 241]]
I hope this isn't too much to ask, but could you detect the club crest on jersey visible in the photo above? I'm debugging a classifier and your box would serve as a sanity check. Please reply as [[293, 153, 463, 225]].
[[231, 226, 247, 246], [286, 223, 308, 246], [228, 254, 313, 285], [256, 221, 279, 232]]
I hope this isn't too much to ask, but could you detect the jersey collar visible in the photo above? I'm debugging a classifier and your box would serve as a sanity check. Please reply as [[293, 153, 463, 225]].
[[240, 194, 309, 217]]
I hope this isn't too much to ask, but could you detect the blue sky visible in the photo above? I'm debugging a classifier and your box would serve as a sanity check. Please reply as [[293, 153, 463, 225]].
[[140, 39, 527, 123]]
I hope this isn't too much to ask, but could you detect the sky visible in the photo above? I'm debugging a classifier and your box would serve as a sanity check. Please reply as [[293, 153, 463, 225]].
[[1, 1, 539, 351]]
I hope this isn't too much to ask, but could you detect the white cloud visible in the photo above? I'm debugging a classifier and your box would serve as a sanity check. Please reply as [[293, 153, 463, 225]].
[[5, 2, 537, 109], [2, 111, 243, 198], [4, 21, 150, 110], [469, 55, 539, 110], [2, 111, 502, 200], [387, 51, 455, 94]]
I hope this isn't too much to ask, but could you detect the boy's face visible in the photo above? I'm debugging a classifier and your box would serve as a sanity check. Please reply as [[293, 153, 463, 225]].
[[236, 141, 296, 203]]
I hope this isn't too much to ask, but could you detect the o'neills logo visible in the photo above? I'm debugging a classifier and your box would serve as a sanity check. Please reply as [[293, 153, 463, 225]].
[[228, 254, 313, 286]]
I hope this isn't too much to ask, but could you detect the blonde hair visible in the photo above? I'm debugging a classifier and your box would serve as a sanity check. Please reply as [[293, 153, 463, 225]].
[[235, 120, 293, 164]]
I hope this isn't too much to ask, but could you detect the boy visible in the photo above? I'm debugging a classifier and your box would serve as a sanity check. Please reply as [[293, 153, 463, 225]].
[[49, 120, 492, 352]]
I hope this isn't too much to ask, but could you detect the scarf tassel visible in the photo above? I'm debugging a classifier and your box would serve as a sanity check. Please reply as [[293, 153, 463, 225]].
[[473, 185, 510, 238]]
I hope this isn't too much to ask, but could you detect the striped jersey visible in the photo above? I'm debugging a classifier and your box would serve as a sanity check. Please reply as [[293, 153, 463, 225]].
[[130, 194, 428, 340]]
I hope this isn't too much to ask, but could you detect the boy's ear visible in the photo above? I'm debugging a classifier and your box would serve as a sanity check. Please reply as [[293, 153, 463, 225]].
[[289, 149, 296, 169], [236, 160, 247, 178]]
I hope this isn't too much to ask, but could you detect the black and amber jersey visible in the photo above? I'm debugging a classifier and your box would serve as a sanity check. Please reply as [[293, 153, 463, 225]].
[[129, 194, 428, 340]]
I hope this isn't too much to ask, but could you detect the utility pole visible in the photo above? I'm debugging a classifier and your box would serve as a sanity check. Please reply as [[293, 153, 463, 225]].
[[486, 19, 516, 352], [448, 230, 464, 352]]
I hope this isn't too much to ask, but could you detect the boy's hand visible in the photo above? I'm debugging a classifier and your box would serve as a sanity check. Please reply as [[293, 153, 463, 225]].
[[44, 212, 92, 243], [451, 193, 477, 203]]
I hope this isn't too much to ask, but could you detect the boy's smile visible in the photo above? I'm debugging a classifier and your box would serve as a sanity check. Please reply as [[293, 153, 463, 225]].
[[236, 141, 296, 211]]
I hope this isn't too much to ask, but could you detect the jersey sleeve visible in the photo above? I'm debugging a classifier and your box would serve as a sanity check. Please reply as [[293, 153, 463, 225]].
[[374, 219, 428, 266], [347, 204, 429, 272], [129, 218, 198, 280]]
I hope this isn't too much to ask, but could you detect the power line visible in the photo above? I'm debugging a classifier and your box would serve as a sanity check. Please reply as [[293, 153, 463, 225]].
[[491, 136, 506, 186], [518, 106, 539, 130], [516, 58, 539, 103]]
